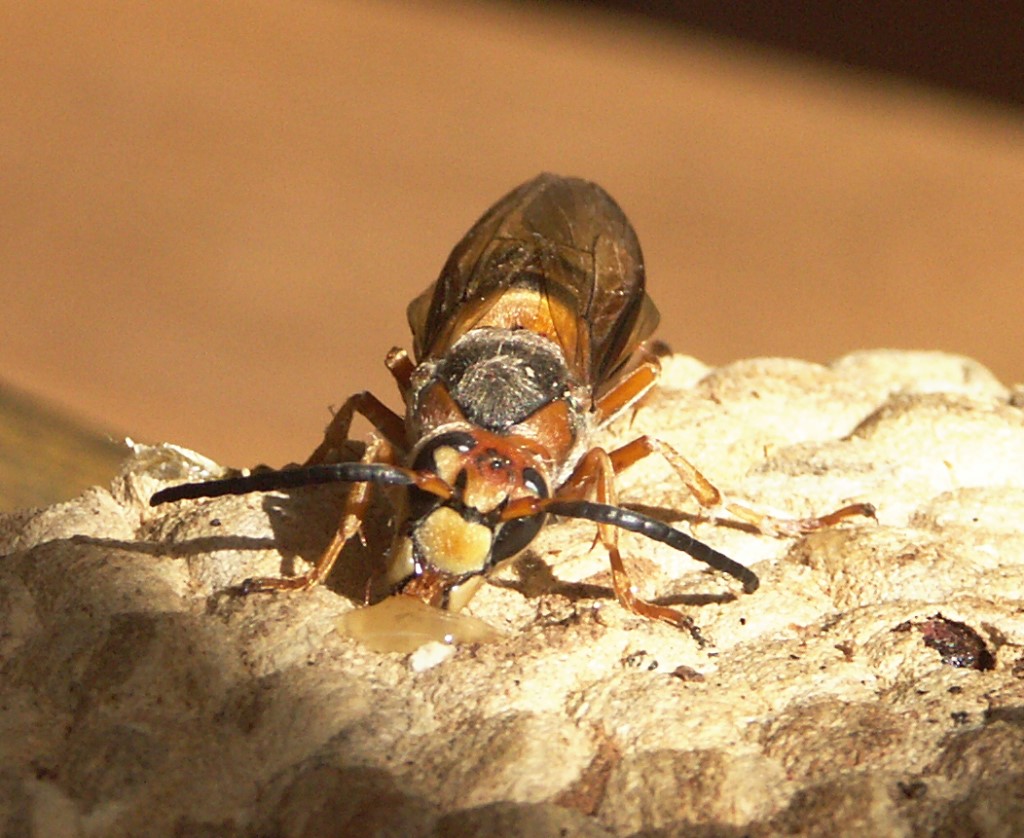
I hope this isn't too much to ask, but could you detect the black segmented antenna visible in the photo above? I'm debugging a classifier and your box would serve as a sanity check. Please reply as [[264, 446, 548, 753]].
[[151, 464, 758, 593]]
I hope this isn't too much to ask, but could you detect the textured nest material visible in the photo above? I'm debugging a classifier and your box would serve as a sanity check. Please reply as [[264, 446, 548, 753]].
[[2, 350, 1024, 837]]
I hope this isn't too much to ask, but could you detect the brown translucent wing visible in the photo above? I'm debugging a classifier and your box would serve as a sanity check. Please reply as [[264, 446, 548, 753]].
[[407, 173, 657, 386]]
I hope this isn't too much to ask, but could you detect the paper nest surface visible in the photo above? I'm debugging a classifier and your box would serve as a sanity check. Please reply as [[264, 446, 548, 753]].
[[2, 350, 1023, 837]]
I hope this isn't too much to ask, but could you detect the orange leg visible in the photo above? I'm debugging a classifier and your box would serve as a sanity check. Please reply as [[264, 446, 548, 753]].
[[593, 359, 659, 425], [607, 436, 874, 536], [556, 446, 704, 639], [547, 355, 874, 633], [548, 432, 872, 637], [242, 435, 398, 593], [385, 346, 416, 397], [305, 391, 406, 466], [595, 357, 873, 535]]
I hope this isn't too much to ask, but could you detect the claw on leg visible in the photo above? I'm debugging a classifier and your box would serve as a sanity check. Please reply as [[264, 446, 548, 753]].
[[607, 544, 705, 645]]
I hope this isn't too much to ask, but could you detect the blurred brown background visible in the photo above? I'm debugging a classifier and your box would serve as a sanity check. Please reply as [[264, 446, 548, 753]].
[[3, 0, 1024, 507]]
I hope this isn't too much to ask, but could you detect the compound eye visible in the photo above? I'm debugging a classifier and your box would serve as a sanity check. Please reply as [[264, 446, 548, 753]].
[[490, 512, 546, 563], [411, 431, 476, 474], [522, 467, 548, 499]]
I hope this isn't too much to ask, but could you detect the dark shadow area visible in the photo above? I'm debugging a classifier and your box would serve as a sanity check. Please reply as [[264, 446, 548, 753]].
[[546, 1, 1024, 108], [1, 528, 438, 835], [259, 483, 391, 603], [497, 545, 741, 609], [132, 476, 388, 608]]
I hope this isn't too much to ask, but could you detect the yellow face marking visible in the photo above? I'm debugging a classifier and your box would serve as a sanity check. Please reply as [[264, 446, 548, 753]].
[[429, 444, 511, 514], [415, 506, 492, 575], [462, 469, 508, 515], [431, 446, 464, 487]]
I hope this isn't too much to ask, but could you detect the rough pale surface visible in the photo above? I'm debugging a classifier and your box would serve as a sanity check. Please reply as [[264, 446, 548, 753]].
[[2, 350, 1023, 837]]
